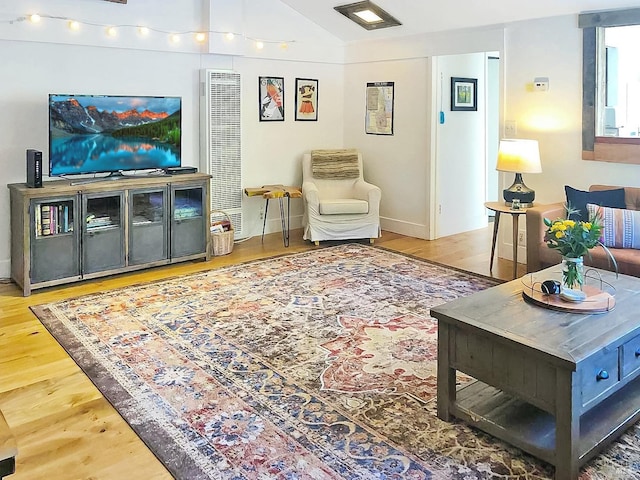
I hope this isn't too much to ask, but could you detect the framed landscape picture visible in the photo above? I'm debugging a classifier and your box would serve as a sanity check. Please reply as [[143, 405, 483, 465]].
[[259, 76, 285, 121], [451, 77, 477, 111], [295, 78, 318, 121]]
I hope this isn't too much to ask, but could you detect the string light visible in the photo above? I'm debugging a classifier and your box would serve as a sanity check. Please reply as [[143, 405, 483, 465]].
[[6, 12, 296, 49]]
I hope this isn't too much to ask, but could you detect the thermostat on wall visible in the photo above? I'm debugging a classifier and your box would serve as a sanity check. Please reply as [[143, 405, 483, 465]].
[[533, 77, 549, 91]]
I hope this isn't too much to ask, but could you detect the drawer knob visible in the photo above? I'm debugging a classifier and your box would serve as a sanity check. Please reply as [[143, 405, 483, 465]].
[[596, 369, 610, 381]]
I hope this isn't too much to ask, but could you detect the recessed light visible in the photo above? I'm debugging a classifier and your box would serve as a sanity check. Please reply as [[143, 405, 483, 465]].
[[334, 1, 401, 31], [354, 9, 382, 24]]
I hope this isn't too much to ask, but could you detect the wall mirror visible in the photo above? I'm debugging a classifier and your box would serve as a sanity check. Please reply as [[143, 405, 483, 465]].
[[580, 8, 640, 164]]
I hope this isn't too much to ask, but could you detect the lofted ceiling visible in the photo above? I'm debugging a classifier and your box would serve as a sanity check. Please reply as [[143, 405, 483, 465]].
[[279, 0, 640, 43]]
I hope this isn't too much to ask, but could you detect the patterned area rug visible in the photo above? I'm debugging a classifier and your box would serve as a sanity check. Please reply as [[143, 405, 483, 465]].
[[31, 244, 640, 479]]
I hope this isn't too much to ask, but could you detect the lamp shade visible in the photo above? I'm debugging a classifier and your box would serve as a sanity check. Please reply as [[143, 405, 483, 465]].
[[496, 139, 542, 174]]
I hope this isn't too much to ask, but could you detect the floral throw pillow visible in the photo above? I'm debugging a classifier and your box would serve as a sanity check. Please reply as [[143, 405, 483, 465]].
[[587, 203, 640, 249]]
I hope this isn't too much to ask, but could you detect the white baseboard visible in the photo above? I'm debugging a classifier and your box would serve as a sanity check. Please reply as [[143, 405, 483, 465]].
[[242, 214, 429, 242], [380, 217, 429, 239], [0, 259, 10, 280], [498, 242, 528, 264], [239, 213, 304, 240]]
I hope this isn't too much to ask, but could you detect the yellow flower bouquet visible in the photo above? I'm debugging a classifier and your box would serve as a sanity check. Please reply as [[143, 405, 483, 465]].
[[543, 206, 616, 289]]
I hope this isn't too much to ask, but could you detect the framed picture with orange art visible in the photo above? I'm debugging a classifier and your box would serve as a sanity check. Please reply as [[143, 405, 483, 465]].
[[295, 78, 318, 121], [259, 76, 285, 121]]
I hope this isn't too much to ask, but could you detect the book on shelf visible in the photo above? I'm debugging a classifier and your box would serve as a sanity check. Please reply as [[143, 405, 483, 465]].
[[41, 205, 51, 236], [35, 204, 42, 236], [37, 203, 73, 236], [50, 205, 56, 235]]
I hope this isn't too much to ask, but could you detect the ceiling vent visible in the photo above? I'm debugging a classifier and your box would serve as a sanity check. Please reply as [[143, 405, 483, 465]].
[[334, 1, 401, 31], [104, 0, 127, 3]]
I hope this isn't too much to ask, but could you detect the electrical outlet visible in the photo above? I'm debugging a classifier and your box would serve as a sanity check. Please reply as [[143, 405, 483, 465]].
[[518, 230, 526, 244], [259, 211, 264, 220], [505, 120, 517, 137]]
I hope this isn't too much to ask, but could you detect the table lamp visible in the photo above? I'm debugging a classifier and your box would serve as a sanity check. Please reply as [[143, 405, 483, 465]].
[[496, 139, 542, 207]]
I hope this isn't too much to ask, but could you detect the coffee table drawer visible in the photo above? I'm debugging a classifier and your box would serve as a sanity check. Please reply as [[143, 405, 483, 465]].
[[622, 335, 640, 379], [581, 348, 619, 406]]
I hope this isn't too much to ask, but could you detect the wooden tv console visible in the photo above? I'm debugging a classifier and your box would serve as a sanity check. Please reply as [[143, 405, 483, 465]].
[[8, 173, 211, 296]]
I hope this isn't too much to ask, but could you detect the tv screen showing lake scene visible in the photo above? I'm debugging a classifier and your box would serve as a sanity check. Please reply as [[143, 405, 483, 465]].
[[49, 94, 182, 176]]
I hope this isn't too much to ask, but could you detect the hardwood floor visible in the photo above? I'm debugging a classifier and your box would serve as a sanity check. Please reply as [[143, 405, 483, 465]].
[[0, 227, 525, 479]]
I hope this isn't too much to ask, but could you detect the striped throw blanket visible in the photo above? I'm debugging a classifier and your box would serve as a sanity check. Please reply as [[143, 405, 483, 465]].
[[311, 149, 360, 179]]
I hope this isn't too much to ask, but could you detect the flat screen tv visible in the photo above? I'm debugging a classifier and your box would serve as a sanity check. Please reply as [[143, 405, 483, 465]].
[[49, 94, 182, 177]]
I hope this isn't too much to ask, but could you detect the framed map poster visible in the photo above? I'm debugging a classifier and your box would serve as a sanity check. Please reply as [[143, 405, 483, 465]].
[[365, 82, 394, 135]]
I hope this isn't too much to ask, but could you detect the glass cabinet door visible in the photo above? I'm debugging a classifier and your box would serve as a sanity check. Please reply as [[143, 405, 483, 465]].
[[30, 196, 80, 283], [129, 188, 168, 265], [171, 184, 206, 258], [82, 192, 125, 274]]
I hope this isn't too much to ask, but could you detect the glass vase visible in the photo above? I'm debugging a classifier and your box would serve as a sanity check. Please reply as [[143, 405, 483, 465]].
[[561, 256, 585, 292]]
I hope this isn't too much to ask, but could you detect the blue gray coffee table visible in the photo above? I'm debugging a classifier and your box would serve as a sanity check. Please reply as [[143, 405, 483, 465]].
[[431, 266, 640, 480]]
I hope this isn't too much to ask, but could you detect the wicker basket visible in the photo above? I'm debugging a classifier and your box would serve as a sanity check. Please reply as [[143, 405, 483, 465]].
[[210, 210, 234, 256]]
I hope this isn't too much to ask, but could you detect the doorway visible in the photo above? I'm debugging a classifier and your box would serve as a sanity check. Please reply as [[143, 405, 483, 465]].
[[432, 52, 500, 239]]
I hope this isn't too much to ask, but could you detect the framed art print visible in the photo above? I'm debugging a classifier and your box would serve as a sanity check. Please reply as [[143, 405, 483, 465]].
[[365, 81, 394, 135], [259, 76, 285, 121], [295, 78, 318, 121], [451, 77, 477, 111]]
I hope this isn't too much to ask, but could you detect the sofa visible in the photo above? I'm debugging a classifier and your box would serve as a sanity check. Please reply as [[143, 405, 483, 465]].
[[526, 185, 640, 277]]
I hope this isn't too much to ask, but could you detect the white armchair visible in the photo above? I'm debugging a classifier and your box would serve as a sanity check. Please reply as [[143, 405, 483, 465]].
[[302, 150, 381, 244]]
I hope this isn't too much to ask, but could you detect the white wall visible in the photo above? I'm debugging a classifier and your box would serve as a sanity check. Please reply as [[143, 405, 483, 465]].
[[0, 0, 345, 278], [230, 56, 344, 236], [344, 26, 505, 63], [505, 14, 640, 200], [341, 27, 505, 241], [3, 2, 640, 279], [500, 15, 640, 261], [343, 59, 431, 239]]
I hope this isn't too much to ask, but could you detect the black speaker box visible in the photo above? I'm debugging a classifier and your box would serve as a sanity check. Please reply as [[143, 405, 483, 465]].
[[26, 149, 43, 188], [165, 166, 197, 175]]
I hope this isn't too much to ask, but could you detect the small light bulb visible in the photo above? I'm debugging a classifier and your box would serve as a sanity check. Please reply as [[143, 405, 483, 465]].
[[170, 33, 181, 44], [68, 20, 80, 31], [29, 14, 41, 23], [195, 32, 206, 43], [279, 42, 288, 50], [138, 26, 149, 36], [106, 26, 117, 37], [256, 41, 264, 50], [225, 32, 235, 41]]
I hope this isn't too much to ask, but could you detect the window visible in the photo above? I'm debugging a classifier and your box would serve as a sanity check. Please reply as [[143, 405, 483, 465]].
[[580, 8, 640, 164]]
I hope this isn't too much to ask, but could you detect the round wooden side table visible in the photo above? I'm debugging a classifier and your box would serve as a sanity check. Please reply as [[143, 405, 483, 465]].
[[484, 201, 532, 279]]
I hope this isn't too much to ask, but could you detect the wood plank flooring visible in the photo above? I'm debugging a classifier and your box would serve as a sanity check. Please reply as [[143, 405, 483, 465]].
[[0, 227, 525, 479]]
